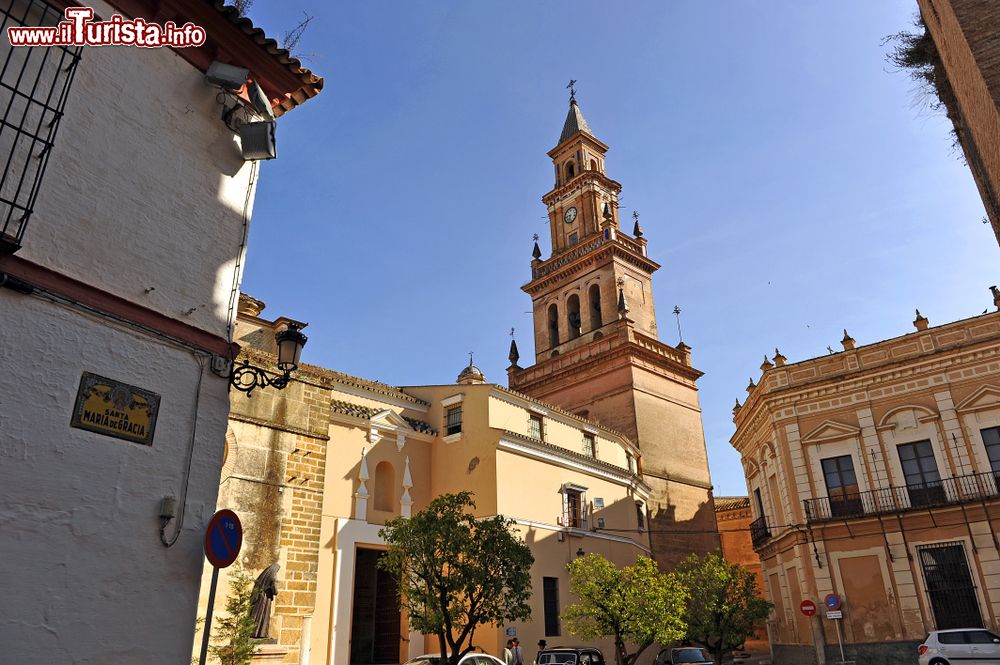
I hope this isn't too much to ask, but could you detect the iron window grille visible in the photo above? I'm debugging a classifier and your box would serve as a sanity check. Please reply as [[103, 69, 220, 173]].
[[917, 542, 984, 630], [0, 0, 82, 254], [445, 406, 462, 436], [583, 433, 596, 458], [529, 413, 543, 440]]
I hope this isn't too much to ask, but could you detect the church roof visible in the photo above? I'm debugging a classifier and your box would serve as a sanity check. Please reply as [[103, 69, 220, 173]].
[[714, 496, 751, 512], [558, 99, 593, 144]]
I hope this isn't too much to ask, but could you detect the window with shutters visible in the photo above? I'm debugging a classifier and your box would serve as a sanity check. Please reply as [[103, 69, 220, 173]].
[[561, 485, 587, 529]]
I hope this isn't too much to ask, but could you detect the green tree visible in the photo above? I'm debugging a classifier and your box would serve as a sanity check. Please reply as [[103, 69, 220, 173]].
[[378, 492, 534, 665], [675, 552, 772, 665], [210, 565, 259, 665], [562, 554, 687, 665]]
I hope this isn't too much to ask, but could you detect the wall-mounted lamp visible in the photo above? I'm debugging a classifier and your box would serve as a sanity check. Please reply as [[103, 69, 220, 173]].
[[205, 61, 249, 90], [239, 120, 277, 161], [226, 324, 308, 396], [205, 61, 278, 160], [576, 547, 585, 557]]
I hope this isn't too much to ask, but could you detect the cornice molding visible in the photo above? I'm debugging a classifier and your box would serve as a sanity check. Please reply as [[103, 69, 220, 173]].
[[498, 432, 651, 495], [542, 171, 621, 205], [525, 242, 660, 295]]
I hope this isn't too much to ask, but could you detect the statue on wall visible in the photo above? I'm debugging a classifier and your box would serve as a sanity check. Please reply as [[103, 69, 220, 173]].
[[250, 563, 280, 639]]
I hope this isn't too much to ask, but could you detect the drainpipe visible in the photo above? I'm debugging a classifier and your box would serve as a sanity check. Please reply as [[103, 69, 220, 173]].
[[299, 615, 312, 665]]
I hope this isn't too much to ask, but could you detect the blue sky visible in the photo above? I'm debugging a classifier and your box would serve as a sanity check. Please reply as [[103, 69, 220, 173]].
[[240, 1, 998, 497]]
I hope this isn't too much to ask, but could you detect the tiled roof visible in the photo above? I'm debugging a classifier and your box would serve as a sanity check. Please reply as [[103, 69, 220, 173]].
[[239, 347, 430, 408], [329, 400, 436, 435], [714, 496, 751, 512], [209, 0, 323, 117]]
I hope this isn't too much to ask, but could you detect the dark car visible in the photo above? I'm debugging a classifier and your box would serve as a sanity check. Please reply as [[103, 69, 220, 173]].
[[652, 647, 714, 665], [537, 647, 607, 665]]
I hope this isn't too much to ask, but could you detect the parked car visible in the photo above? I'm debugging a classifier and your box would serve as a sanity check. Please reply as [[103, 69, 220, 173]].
[[404, 653, 506, 665], [537, 646, 607, 665], [918, 628, 1000, 664], [652, 647, 714, 665]]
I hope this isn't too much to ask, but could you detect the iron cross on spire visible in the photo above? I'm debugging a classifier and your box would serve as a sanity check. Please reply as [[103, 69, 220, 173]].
[[673, 306, 684, 344], [567, 79, 577, 102], [633, 210, 640, 223]]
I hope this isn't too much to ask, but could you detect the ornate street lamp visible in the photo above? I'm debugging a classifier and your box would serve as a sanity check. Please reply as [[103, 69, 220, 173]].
[[229, 323, 308, 396]]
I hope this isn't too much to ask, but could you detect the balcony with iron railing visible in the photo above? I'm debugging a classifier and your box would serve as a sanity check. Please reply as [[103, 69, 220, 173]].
[[804, 470, 1000, 523], [749, 515, 771, 548]]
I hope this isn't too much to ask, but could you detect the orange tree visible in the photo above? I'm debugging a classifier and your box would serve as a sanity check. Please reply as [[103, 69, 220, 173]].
[[379, 492, 534, 665], [563, 554, 687, 665], [675, 552, 772, 665]]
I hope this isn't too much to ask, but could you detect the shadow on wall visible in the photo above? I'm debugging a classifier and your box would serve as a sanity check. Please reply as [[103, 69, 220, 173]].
[[649, 494, 721, 570]]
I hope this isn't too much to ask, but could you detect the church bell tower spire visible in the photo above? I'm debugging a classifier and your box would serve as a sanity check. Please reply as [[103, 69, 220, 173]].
[[509, 91, 718, 569]]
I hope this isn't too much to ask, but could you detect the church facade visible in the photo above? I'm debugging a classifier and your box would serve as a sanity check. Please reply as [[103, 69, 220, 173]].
[[199, 99, 718, 663]]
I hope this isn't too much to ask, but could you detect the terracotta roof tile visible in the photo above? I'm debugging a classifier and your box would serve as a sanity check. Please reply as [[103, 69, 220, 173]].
[[714, 496, 751, 512], [208, 0, 323, 117]]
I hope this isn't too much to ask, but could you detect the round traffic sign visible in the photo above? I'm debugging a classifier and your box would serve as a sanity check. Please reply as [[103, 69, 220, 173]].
[[204, 509, 242, 568], [824, 593, 842, 610], [800, 600, 817, 616]]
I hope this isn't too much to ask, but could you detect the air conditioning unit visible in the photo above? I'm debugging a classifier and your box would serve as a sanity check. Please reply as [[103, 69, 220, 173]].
[[596, 517, 606, 529]]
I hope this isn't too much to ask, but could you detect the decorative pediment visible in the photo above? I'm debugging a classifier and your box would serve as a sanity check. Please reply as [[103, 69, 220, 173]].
[[877, 405, 938, 431], [370, 409, 417, 431], [954, 385, 1000, 413], [743, 457, 760, 478], [801, 420, 861, 444]]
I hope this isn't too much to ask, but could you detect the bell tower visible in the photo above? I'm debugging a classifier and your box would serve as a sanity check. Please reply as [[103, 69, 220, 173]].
[[509, 92, 719, 568]]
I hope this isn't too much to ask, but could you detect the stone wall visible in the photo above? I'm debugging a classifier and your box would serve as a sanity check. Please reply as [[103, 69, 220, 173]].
[[919, 0, 1000, 244]]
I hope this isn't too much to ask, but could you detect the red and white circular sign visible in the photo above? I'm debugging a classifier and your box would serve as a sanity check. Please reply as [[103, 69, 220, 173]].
[[800, 600, 817, 616]]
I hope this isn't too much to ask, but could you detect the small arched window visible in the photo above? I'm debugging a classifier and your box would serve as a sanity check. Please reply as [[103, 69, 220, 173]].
[[590, 159, 598, 172], [588, 283, 602, 330], [548, 303, 560, 348], [565, 161, 575, 180], [374, 461, 395, 512], [567, 294, 581, 339]]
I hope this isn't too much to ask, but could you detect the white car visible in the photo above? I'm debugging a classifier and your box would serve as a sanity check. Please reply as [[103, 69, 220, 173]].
[[404, 652, 507, 665], [918, 628, 1000, 664]]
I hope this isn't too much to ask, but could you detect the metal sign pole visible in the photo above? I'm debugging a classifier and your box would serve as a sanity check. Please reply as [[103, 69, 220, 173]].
[[199, 566, 220, 665], [834, 618, 845, 664]]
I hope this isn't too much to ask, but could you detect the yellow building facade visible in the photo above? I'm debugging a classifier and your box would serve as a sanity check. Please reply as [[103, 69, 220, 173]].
[[731, 300, 1000, 664], [197, 295, 653, 664], [198, 98, 720, 665]]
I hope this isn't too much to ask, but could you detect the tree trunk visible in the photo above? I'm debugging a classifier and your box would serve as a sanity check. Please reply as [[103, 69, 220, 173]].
[[614, 638, 627, 665]]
